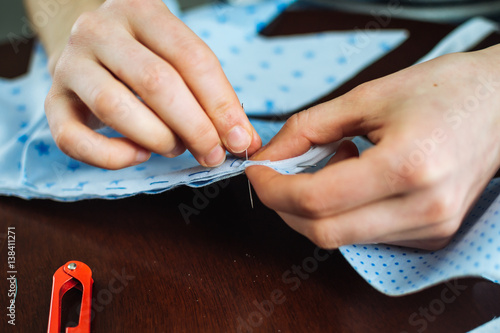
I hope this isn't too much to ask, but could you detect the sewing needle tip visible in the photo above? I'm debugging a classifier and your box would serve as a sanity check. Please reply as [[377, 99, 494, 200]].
[[246, 149, 254, 209]]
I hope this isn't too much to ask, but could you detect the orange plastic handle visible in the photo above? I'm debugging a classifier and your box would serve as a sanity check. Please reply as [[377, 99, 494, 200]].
[[47, 261, 93, 333]]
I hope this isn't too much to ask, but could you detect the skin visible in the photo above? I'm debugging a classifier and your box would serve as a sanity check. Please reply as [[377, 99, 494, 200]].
[[24, 0, 500, 249], [23, 0, 262, 169], [247, 47, 500, 250]]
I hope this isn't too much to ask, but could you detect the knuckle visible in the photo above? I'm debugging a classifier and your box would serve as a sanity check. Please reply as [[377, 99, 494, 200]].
[[122, 0, 145, 11], [210, 98, 240, 121], [178, 40, 218, 74], [401, 158, 442, 189], [428, 220, 460, 241], [283, 112, 306, 135], [53, 126, 74, 157], [91, 88, 125, 122], [296, 188, 324, 218], [391, 140, 455, 191], [148, 132, 177, 155], [92, 87, 115, 110], [182, 121, 216, 149], [307, 223, 342, 249], [141, 62, 173, 93], [105, 0, 158, 17], [72, 11, 107, 39], [348, 80, 379, 100], [284, 111, 319, 142], [422, 191, 457, 223], [403, 166, 431, 189]]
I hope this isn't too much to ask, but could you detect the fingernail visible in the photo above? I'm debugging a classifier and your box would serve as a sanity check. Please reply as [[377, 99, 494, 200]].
[[205, 144, 226, 167], [165, 143, 186, 158], [226, 125, 251, 153], [133, 149, 151, 165]]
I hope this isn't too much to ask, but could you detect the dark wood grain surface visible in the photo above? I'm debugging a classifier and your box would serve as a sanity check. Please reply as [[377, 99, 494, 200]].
[[1, 7, 500, 333]]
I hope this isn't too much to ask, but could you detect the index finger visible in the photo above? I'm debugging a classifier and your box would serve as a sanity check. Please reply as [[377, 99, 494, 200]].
[[246, 142, 414, 218], [250, 83, 385, 162], [127, 1, 261, 155]]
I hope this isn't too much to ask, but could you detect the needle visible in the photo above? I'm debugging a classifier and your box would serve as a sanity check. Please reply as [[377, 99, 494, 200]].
[[241, 103, 254, 209], [246, 149, 254, 209]]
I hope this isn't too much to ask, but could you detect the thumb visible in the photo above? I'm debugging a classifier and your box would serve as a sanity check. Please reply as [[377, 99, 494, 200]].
[[325, 139, 359, 166], [251, 93, 377, 162]]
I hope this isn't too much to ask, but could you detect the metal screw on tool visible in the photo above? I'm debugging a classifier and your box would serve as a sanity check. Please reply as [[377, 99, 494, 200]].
[[67, 262, 77, 270]]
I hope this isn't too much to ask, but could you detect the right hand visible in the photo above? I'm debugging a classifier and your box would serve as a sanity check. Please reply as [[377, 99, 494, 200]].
[[247, 49, 500, 250], [45, 0, 261, 169]]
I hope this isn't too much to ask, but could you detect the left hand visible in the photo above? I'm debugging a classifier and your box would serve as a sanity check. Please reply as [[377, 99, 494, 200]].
[[246, 48, 500, 250]]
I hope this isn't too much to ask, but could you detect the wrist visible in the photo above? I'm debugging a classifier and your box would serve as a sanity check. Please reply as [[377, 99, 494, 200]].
[[23, 0, 104, 74]]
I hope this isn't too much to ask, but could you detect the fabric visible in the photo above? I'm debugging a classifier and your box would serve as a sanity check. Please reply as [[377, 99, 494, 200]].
[[180, 0, 408, 115], [0, 0, 407, 200], [341, 139, 500, 296], [1, 1, 499, 330], [336, 18, 500, 333], [342, 139, 500, 333]]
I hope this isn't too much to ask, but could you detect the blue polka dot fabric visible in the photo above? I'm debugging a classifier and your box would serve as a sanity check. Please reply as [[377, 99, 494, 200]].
[[180, 0, 408, 115], [0, 0, 406, 200], [0, 38, 327, 200], [342, 138, 500, 333], [1, 1, 499, 330], [340, 188, 500, 295], [0, 38, 349, 201]]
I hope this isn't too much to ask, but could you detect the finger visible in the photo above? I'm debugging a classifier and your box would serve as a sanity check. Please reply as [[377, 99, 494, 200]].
[[381, 189, 464, 249], [247, 142, 414, 218], [274, 189, 454, 249], [45, 90, 151, 169], [325, 139, 359, 166], [388, 237, 453, 250], [251, 91, 385, 162], [88, 34, 227, 167], [127, 2, 260, 154], [249, 126, 263, 156], [60, 57, 189, 159]]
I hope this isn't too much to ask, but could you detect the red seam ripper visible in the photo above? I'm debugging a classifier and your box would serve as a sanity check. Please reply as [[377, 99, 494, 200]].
[[47, 261, 93, 333]]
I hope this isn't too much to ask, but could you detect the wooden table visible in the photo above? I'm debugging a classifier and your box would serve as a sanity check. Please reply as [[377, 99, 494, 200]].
[[1, 6, 500, 333]]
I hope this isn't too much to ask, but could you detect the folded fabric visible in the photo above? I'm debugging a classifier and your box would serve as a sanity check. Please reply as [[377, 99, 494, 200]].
[[342, 137, 500, 333], [336, 18, 500, 333], [0, 0, 408, 200], [341, 138, 500, 294], [1, 2, 499, 330]]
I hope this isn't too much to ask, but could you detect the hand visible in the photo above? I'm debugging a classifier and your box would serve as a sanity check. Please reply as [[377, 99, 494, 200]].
[[246, 48, 500, 250], [45, 0, 261, 169]]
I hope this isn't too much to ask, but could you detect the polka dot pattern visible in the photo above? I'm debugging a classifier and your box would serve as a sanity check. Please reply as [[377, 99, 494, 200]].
[[182, 0, 408, 115], [0, 39, 290, 200], [340, 139, 500, 297], [0, 36, 349, 201], [0, 0, 407, 200], [3, 13, 499, 333]]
